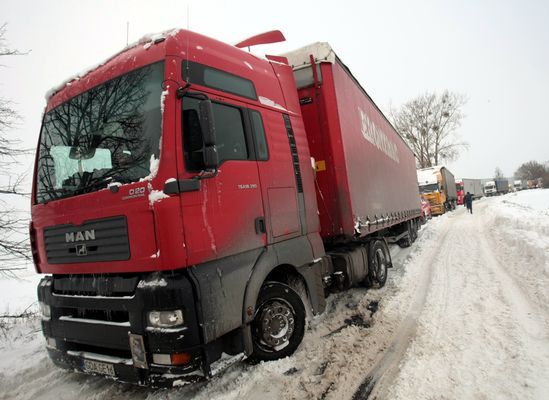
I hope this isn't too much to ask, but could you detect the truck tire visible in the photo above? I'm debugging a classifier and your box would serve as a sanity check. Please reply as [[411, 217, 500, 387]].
[[368, 240, 389, 288], [250, 282, 306, 362], [410, 219, 418, 242], [397, 221, 413, 248]]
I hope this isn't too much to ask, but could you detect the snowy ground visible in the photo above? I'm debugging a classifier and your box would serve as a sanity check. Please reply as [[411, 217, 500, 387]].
[[1, 189, 548, 400]]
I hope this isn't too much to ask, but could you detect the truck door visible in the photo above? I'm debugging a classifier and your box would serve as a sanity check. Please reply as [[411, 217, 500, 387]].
[[251, 109, 304, 243], [179, 96, 266, 265]]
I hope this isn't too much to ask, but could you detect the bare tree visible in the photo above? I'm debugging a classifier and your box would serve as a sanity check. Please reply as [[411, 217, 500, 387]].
[[390, 91, 468, 168], [0, 24, 31, 275], [494, 167, 504, 179], [515, 160, 549, 188], [515, 160, 546, 180]]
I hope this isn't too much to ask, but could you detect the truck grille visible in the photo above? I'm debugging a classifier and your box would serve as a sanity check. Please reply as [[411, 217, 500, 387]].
[[58, 307, 130, 324], [52, 274, 139, 297], [44, 216, 130, 264]]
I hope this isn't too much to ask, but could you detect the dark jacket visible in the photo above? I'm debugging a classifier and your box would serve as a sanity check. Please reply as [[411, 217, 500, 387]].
[[464, 193, 473, 206]]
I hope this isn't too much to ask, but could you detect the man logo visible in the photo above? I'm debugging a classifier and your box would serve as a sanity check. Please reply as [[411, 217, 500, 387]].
[[65, 230, 95, 243], [75, 244, 88, 256]]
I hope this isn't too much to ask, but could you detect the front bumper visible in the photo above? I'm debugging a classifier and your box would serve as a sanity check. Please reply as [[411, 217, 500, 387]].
[[429, 203, 445, 215], [37, 272, 208, 387], [45, 346, 203, 387]]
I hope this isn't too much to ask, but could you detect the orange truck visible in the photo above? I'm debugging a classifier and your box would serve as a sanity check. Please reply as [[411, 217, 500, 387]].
[[417, 166, 457, 215]]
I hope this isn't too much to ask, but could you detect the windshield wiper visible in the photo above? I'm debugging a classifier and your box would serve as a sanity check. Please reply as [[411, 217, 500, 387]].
[[38, 188, 72, 204], [73, 179, 110, 195]]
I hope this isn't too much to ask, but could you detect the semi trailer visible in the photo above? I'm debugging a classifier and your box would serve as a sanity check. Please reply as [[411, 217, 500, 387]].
[[456, 178, 483, 204], [31, 29, 421, 386], [484, 179, 509, 196]]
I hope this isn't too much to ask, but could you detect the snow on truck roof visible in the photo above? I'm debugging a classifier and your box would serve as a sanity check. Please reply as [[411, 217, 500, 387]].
[[282, 42, 336, 69], [45, 29, 178, 101]]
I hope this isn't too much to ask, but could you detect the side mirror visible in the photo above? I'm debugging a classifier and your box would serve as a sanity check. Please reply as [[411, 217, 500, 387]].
[[199, 100, 216, 146], [203, 146, 219, 169]]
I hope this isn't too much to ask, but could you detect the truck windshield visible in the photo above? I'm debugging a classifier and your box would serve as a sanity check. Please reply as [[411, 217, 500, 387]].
[[35, 62, 164, 204], [418, 183, 438, 194]]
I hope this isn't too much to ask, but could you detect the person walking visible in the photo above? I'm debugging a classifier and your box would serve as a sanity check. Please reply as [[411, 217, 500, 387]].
[[464, 191, 473, 214]]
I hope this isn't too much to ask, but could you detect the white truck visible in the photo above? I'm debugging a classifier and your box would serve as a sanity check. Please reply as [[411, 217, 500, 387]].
[[513, 179, 527, 191], [462, 178, 483, 199], [485, 179, 509, 196]]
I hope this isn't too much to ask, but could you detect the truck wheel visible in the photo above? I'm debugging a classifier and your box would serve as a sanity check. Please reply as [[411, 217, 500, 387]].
[[250, 282, 306, 361], [397, 221, 413, 248], [368, 240, 389, 288], [410, 219, 418, 242]]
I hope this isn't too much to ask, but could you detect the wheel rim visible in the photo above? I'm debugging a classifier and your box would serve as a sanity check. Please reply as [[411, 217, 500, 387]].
[[256, 298, 295, 351], [374, 248, 387, 282]]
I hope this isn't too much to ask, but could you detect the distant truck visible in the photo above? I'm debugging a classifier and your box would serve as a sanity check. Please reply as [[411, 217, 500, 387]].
[[456, 178, 483, 205], [527, 179, 542, 189], [513, 179, 526, 191], [417, 166, 457, 215], [484, 179, 509, 196]]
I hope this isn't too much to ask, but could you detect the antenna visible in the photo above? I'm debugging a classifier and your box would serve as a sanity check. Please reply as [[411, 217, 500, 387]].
[[184, 3, 190, 83], [126, 22, 129, 46], [187, 3, 190, 30]]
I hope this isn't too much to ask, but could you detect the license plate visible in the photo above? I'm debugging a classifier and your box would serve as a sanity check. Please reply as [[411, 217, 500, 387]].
[[83, 359, 116, 377]]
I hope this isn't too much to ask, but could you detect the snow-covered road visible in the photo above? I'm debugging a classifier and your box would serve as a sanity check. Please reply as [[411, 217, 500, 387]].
[[384, 196, 549, 399], [1, 190, 548, 399]]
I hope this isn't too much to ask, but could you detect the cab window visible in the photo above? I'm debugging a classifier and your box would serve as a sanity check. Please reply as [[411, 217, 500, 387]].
[[183, 98, 248, 171]]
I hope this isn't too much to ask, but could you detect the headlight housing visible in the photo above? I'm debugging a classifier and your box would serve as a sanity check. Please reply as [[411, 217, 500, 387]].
[[147, 309, 184, 328]]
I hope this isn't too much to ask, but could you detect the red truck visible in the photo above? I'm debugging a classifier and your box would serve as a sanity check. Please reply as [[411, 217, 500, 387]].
[[32, 29, 421, 386]]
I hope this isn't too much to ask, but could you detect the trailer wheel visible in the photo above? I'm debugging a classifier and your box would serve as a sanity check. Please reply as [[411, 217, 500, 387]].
[[250, 282, 306, 361], [397, 221, 413, 248], [368, 240, 389, 288], [410, 219, 418, 242]]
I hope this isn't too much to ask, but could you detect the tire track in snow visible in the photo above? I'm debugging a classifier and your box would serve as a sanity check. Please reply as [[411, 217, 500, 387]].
[[383, 200, 549, 399], [352, 217, 456, 399], [183, 232, 430, 400]]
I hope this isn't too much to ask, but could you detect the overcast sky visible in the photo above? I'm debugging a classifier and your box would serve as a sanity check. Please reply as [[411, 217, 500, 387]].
[[2, 0, 548, 181]]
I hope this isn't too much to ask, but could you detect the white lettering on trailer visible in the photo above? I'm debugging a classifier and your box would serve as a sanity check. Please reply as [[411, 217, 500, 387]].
[[359, 108, 399, 163]]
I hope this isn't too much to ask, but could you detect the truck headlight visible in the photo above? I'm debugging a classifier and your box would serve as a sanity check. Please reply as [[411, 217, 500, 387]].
[[147, 310, 184, 328], [39, 301, 51, 320]]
